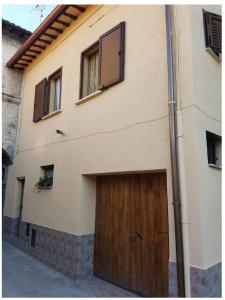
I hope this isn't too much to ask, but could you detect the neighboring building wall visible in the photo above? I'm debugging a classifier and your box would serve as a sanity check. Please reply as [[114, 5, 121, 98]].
[[2, 20, 31, 210], [3, 5, 221, 297], [2, 24, 30, 160]]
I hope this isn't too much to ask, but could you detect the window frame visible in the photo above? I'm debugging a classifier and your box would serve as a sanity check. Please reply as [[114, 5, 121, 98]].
[[78, 21, 125, 103], [47, 67, 63, 115], [33, 67, 63, 123], [203, 9, 222, 59], [79, 41, 100, 100], [206, 131, 222, 169], [37, 164, 55, 189]]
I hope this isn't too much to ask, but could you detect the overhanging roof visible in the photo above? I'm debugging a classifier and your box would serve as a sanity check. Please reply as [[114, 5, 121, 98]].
[[6, 5, 87, 71]]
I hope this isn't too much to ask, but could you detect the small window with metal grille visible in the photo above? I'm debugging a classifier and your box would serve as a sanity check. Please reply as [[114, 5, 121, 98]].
[[206, 131, 222, 169], [25, 223, 30, 237], [31, 229, 36, 248]]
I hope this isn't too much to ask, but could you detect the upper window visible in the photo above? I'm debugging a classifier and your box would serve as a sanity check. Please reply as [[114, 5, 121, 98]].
[[48, 69, 62, 114], [203, 10, 222, 58], [206, 131, 222, 168], [79, 22, 125, 99], [33, 68, 62, 122], [81, 42, 99, 98]]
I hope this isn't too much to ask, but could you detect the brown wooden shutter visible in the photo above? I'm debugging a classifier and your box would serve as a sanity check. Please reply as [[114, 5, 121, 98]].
[[99, 22, 125, 89], [33, 78, 47, 122], [203, 10, 221, 56]]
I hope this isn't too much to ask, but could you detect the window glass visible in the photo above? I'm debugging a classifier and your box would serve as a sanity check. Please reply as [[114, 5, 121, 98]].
[[45, 166, 54, 178], [49, 73, 61, 114], [55, 77, 61, 110], [81, 43, 99, 98], [88, 50, 99, 95]]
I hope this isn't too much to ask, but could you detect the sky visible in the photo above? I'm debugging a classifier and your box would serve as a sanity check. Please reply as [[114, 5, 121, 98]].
[[2, 5, 56, 33]]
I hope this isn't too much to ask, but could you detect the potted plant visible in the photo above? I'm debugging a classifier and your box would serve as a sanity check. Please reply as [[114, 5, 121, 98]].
[[36, 175, 53, 189]]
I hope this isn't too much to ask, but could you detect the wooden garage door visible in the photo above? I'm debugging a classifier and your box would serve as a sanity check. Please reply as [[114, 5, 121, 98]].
[[94, 173, 169, 297]]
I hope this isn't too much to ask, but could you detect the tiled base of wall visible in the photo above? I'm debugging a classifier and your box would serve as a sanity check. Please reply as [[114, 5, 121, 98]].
[[190, 263, 222, 297], [3, 216, 94, 280], [169, 261, 178, 297], [3, 216, 221, 297], [3, 216, 20, 236], [169, 260, 221, 297]]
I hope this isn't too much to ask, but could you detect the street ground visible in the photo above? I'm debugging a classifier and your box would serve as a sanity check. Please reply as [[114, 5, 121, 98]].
[[2, 241, 138, 297]]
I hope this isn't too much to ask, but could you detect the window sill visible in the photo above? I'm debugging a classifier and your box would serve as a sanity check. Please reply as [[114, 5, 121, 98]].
[[37, 186, 52, 190], [76, 90, 103, 105], [208, 163, 222, 170], [41, 110, 61, 120]]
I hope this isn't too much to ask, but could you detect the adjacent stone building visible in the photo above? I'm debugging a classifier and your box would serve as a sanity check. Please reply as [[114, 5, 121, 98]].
[[2, 19, 31, 210]]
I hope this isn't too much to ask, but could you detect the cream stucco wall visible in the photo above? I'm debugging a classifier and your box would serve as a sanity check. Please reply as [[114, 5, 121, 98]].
[[4, 5, 221, 269], [189, 5, 221, 268], [171, 5, 221, 268]]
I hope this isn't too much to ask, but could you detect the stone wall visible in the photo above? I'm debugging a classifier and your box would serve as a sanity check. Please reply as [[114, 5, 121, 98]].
[[2, 25, 31, 212], [2, 31, 25, 161], [2, 98, 20, 160]]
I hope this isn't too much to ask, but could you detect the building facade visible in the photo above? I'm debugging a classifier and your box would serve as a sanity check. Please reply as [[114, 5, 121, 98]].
[[3, 5, 221, 297], [2, 20, 31, 211]]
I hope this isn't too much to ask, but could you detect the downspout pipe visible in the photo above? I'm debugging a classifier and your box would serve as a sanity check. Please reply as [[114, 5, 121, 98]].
[[165, 5, 185, 297]]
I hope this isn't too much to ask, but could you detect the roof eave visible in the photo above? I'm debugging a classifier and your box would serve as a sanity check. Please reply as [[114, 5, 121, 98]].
[[6, 5, 86, 69]]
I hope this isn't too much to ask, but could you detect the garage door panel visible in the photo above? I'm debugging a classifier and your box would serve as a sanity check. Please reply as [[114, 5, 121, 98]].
[[94, 177, 108, 278], [130, 174, 150, 296], [159, 173, 169, 296], [114, 175, 130, 287], [94, 173, 168, 297], [94, 175, 130, 288], [146, 174, 157, 295]]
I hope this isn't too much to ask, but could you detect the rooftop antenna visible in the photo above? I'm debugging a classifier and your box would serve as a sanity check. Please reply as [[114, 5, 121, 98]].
[[30, 5, 46, 24]]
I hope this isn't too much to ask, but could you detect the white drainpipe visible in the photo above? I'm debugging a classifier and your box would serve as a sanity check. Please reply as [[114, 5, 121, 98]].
[[177, 110, 191, 297]]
